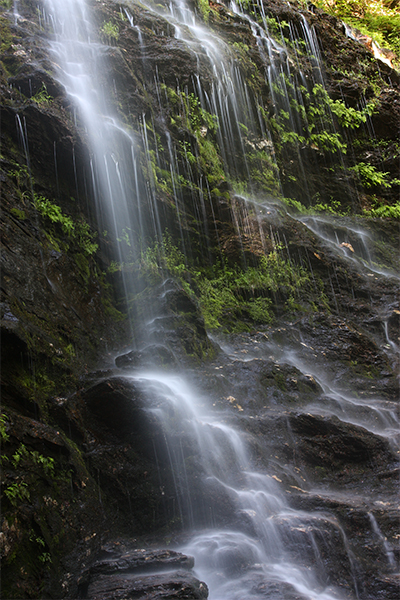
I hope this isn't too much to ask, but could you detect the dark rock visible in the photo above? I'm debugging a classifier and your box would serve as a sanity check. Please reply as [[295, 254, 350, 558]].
[[115, 345, 178, 370], [81, 377, 146, 437], [8, 66, 66, 99], [86, 548, 194, 575], [133, 280, 217, 364], [86, 570, 208, 600], [288, 412, 395, 468]]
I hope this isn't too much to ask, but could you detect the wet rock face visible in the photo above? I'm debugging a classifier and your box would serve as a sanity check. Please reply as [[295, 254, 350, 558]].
[[77, 545, 207, 600], [131, 280, 217, 364], [1, 0, 400, 597], [85, 570, 208, 600]]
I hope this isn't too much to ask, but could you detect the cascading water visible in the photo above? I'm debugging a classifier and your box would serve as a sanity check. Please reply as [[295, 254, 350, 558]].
[[30, 0, 398, 598], [42, 0, 168, 338], [128, 370, 358, 599]]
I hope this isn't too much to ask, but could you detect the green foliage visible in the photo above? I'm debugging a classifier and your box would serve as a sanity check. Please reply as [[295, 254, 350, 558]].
[[30, 450, 55, 476], [161, 84, 218, 135], [38, 552, 52, 564], [349, 162, 391, 188], [313, 198, 348, 215], [246, 297, 273, 323], [33, 194, 98, 255], [11, 443, 30, 468], [0, 413, 9, 443], [0, 14, 14, 59], [101, 297, 127, 322], [141, 231, 187, 281], [267, 80, 374, 160], [196, 0, 211, 22], [282, 196, 348, 216], [31, 83, 53, 105], [179, 141, 197, 165], [107, 260, 123, 273], [34, 194, 73, 231], [159, 84, 225, 185], [311, 84, 370, 129], [140, 234, 315, 329], [316, 0, 400, 64], [197, 250, 311, 329], [29, 534, 53, 564], [197, 278, 240, 329], [363, 201, 400, 219], [4, 482, 30, 506], [11, 443, 55, 477], [282, 197, 309, 214], [9, 164, 30, 188], [10, 208, 26, 220], [309, 131, 347, 153], [197, 137, 225, 185], [117, 227, 132, 247], [100, 21, 119, 44]]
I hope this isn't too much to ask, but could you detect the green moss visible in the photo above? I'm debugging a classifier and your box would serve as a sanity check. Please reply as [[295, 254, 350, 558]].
[[75, 252, 90, 285], [197, 137, 225, 185], [101, 297, 126, 322], [196, 0, 211, 22], [10, 208, 26, 220], [140, 233, 317, 330], [0, 15, 13, 55]]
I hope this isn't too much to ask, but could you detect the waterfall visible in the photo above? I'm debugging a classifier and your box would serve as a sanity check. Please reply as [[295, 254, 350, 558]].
[[128, 370, 355, 599], [34, 0, 398, 598], [43, 0, 167, 338]]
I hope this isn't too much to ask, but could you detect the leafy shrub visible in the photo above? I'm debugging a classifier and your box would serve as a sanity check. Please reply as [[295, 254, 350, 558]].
[[100, 21, 119, 44], [350, 162, 391, 188], [363, 202, 400, 219], [34, 194, 98, 255]]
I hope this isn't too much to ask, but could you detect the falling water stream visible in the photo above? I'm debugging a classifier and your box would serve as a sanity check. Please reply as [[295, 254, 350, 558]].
[[36, 0, 398, 598]]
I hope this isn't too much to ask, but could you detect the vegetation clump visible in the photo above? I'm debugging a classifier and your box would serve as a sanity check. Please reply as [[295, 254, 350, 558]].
[[140, 233, 318, 330], [33, 194, 98, 255], [314, 0, 400, 66], [100, 20, 119, 44]]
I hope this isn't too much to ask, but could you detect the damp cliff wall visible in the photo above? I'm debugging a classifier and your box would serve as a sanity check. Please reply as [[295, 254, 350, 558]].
[[0, 0, 399, 597]]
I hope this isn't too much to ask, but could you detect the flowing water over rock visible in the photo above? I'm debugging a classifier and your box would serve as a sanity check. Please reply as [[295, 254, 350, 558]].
[[1, 0, 399, 598]]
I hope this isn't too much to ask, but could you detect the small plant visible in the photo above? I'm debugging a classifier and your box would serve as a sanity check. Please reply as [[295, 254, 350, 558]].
[[11, 444, 30, 468], [100, 21, 119, 45], [30, 451, 55, 476], [38, 552, 52, 564], [8, 164, 30, 189], [32, 83, 53, 105], [33, 194, 98, 255], [10, 442, 56, 479], [0, 413, 9, 443], [4, 481, 30, 506], [350, 162, 391, 188]]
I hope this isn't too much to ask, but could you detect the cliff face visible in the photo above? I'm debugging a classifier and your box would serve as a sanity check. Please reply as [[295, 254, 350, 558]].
[[1, 0, 399, 598]]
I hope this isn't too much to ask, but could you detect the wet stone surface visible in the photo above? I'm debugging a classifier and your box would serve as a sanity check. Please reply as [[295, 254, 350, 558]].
[[78, 545, 206, 599], [1, 0, 399, 597]]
